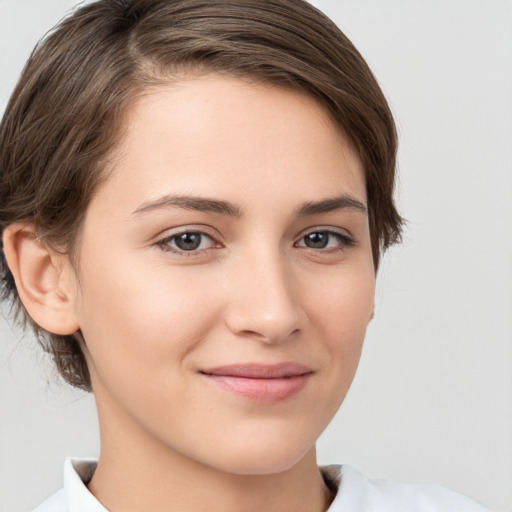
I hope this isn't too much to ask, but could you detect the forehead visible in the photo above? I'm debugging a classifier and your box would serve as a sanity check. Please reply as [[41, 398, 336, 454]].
[[89, 75, 366, 220]]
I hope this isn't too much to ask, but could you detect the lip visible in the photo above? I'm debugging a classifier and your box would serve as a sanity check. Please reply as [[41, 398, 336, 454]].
[[199, 363, 314, 403]]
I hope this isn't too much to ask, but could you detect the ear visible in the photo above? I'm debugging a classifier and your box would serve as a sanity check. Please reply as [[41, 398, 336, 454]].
[[2, 223, 80, 335]]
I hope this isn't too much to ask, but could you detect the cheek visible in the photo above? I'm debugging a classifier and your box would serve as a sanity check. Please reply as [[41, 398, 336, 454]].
[[301, 261, 374, 389], [75, 252, 222, 387], [280, 262, 375, 442], [305, 260, 374, 340]]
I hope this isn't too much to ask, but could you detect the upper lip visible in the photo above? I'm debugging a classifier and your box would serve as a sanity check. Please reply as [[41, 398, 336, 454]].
[[199, 363, 313, 379]]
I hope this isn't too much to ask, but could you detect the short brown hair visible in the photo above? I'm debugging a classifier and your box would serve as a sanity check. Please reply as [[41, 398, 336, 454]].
[[0, 0, 403, 391]]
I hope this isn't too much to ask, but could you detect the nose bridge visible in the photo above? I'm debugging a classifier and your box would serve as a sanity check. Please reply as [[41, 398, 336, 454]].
[[225, 242, 301, 343]]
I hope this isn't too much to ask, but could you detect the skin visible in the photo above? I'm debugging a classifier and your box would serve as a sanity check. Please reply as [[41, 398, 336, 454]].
[[4, 75, 375, 512]]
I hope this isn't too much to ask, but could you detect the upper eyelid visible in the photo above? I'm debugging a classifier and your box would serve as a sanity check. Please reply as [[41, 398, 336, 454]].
[[156, 225, 221, 242], [297, 226, 354, 240]]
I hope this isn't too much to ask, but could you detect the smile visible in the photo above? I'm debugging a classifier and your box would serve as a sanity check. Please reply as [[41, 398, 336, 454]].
[[199, 363, 314, 403]]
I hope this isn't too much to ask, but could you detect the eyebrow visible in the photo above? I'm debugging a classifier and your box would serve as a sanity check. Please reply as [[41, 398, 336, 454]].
[[130, 193, 367, 219], [131, 195, 243, 218], [296, 195, 367, 217]]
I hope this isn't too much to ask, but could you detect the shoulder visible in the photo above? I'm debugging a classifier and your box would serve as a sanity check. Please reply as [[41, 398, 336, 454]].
[[31, 489, 66, 512], [323, 464, 489, 512]]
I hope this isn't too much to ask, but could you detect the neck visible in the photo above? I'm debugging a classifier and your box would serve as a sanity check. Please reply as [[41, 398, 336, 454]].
[[88, 398, 334, 512]]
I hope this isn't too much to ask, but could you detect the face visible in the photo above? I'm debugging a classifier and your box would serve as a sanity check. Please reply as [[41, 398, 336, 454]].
[[71, 75, 375, 475]]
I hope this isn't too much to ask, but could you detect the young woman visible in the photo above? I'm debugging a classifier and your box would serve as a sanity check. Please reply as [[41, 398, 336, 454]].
[[0, 1, 489, 510]]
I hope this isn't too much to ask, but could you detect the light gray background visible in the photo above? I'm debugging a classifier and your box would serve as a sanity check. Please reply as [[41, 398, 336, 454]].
[[1, 0, 511, 510]]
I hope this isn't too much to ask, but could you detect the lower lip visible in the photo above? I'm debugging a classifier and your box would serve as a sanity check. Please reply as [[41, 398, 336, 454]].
[[202, 373, 312, 403]]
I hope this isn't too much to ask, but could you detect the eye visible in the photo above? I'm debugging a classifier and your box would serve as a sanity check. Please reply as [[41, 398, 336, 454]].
[[295, 230, 354, 250], [156, 231, 216, 253]]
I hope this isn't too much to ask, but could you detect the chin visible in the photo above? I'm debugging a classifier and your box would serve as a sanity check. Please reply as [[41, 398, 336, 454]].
[[201, 432, 317, 476]]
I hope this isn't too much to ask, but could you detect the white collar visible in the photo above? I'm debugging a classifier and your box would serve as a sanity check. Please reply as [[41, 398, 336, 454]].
[[33, 458, 487, 512], [43, 458, 345, 511], [63, 458, 108, 512]]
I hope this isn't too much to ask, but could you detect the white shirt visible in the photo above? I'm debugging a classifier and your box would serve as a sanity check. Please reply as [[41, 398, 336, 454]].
[[32, 458, 489, 512]]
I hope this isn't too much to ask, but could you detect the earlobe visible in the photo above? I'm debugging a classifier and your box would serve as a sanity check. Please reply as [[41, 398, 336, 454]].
[[2, 223, 80, 335]]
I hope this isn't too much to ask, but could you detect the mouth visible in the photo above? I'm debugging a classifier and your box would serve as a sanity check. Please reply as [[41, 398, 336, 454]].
[[199, 363, 314, 403]]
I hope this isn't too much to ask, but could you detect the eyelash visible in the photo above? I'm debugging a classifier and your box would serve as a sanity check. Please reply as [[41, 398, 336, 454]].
[[154, 229, 355, 256], [155, 230, 218, 256], [295, 231, 356, 251]]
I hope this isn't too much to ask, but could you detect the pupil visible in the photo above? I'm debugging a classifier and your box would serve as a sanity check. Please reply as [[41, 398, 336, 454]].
[[176, 232, 201, 251], [305, 232, 328, 248]]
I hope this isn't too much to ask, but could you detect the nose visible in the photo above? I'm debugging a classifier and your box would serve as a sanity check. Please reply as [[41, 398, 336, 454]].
[[223, 249, 302, 344]]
